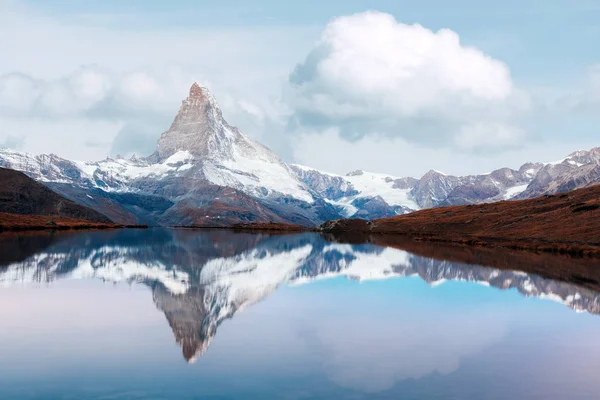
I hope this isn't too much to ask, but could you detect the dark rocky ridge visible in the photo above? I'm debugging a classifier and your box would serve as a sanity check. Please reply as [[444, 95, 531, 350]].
[[0, 167, 112, 223]]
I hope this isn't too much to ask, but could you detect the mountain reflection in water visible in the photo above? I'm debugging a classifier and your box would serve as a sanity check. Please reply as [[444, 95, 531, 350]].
[[1, 228, 599, 364]]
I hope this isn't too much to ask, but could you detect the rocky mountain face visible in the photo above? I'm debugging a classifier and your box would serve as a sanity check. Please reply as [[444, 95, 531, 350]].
[[291, 166, 420, 219], [516, 148, 600, 199], [0, 167, 111, 223], [293, 164, 538, 218], [1, 229, 599, 362], [0, 82, 598, 224], [293, 148, 600, 218]]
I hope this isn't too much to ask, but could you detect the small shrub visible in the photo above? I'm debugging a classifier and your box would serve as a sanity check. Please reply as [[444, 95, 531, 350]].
[[572, 204, 600, 213]]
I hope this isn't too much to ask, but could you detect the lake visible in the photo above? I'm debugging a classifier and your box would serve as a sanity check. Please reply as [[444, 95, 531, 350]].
[[1, 228, 600, 400]]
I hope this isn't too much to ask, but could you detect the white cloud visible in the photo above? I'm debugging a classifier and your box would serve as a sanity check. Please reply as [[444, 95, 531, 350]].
[[288, 11, 528, 149], [0, 67, 195, 119], [0, 67, 193, 159], [0, 117, 123, 160], [453, 122, 526, 151], [0, 73, 39, 116], [0, 134, 24, 150]]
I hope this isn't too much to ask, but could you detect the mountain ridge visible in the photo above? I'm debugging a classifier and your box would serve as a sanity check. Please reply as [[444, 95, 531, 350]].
[[0, 83, 598, 226]]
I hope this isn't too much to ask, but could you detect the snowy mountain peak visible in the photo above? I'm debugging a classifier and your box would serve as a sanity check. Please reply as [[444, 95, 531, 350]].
[[189, 81, 203, 97], [566, 147, 600, 165], [187, 82, 220, 112], [154, 83, 317, 204], [156, 83, 226, 160]]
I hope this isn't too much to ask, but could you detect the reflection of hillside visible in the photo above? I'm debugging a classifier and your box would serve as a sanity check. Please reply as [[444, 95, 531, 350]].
[[362, 234, 600, 292], [1, 229, 600, 362], [0, 231, 71, 266]]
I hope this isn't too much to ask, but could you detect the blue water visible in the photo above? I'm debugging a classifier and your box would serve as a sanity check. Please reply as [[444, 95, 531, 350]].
[[0, 229, 599, 399]]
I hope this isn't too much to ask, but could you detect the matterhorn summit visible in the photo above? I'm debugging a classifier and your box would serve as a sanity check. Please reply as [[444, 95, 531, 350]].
[[156, 83, 232, 160], [152, 83, 315, 203]]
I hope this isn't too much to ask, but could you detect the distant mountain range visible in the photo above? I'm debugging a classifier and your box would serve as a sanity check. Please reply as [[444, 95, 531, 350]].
[[0, 83, 598, 225], [1, 229, 598, 363]]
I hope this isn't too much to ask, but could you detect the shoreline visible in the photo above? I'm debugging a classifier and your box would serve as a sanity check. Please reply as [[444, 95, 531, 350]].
[[318, 186, 600, 257], [0, 224, 148, 232], [2, 184, 599, 258], [0, 212, 148, 232], [3, 222, 599, 258], [4, 222, 598, 257]]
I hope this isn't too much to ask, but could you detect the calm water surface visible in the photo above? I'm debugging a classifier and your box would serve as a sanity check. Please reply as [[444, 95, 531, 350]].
[[1, 228, 600, 400]]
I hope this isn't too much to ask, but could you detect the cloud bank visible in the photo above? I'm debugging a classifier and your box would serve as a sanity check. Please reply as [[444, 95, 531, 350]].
[[288, 11, 529, 151]]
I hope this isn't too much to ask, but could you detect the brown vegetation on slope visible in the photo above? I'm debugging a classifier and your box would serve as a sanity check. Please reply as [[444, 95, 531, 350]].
[[0, 212, 125, 232], [320, 185, 600, 255], [376, 185, 600, 254]]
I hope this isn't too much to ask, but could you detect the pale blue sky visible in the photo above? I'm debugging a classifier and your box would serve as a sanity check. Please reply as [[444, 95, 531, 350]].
[[1, 0, 599, 176], [24, 0, 599, 75]]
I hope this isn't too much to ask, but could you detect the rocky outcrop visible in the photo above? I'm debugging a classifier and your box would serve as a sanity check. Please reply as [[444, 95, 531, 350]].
[[291, 165, 358, 199], [517, 149, 600, 199], [319, 219, 373, 232]]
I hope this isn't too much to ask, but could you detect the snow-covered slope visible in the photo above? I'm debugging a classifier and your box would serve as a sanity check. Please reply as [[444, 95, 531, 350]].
[[292, 165, 420, 218], [292, 163, 542, 218], [0, 84, 313, 204], [156, 83, 314, 202]]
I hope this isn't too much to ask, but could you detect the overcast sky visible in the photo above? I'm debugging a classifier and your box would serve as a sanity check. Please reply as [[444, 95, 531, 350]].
[[1, 0, 599, 177]]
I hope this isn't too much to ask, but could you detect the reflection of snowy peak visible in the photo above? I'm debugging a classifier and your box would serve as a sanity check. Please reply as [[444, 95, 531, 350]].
[[1, 229, 599, 362], [0, 244, 190, 294]]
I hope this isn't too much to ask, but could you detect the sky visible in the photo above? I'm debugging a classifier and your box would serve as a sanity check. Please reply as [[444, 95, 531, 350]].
[[1, 0, 599, 177]]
